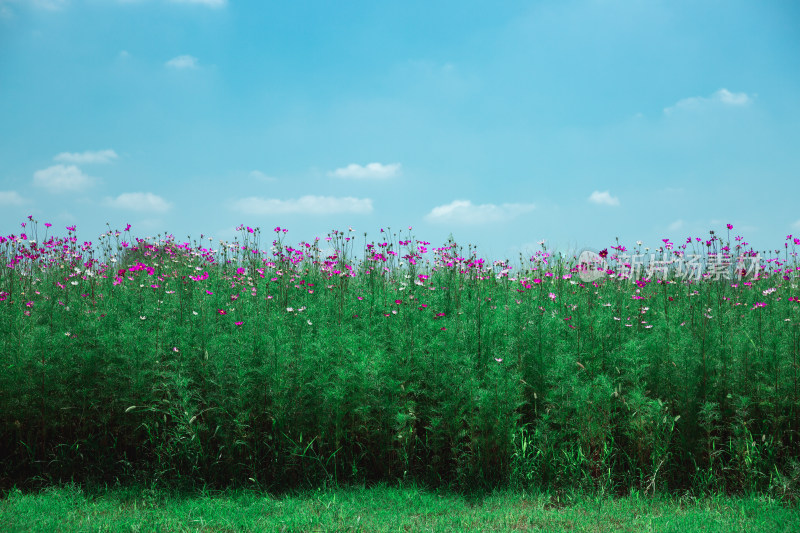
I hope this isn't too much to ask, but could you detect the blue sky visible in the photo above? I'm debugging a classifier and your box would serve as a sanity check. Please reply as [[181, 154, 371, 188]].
[[1, 0, 798, 261]]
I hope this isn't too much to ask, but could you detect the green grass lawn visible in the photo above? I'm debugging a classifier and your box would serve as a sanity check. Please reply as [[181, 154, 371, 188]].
[[2, 484, 797, 532]]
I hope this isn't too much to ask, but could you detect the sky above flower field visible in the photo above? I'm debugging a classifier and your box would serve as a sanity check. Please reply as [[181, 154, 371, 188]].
[[1, 0, 799, 261]]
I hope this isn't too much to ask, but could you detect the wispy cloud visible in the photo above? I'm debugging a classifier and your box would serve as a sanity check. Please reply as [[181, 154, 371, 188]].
[[165, 54, 199, 69], [33, 165, 93, 192], [31, 0, 68, 10], [249, 170, 277, 182], [588, 190, 620, 207], [329, 162, 401, 180], [233, 196, 373, 215], [664, 88, 753, 114], [793, 220, 800, 230], [170, 0, 227, 7], [54, 149, 117, 164], [104, 192, 172, 213], [424, 199, 535, 225], [0, 191, 25, 205], [0, 0, 67, 16], [3, 0, 226, 12], [668, 219, 684, 231]]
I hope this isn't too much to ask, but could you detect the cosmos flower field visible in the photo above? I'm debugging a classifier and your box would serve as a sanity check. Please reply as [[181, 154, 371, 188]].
[[1, 217, 798, 498]]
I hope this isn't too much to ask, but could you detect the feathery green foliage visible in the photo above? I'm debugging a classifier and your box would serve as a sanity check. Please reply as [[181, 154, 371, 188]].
[[1, 219, 798, 499]]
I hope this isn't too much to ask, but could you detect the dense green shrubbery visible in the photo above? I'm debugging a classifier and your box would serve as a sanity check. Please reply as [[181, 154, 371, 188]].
[[1, 221, 798, 499]]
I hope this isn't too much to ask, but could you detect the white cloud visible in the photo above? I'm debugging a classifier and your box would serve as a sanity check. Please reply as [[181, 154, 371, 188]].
[[329, 162, 401, 180], [249, 170, 277, 182], [715, 88, 751, 106], [0, 191, 25, 205], [0, 0, 66, 14], [588, 190, 620, 207], [31, 0, 68, 10], [33, 165, 93, 192], [170, 0, 227, 6], [424, 199, 535, 225], [664, 88, 753, 114], [3, 0, 227, 13], [104, 192, 172, 213], [54, 149, 117, 164], [165, 55, 198, 69], [232, 195, 373, 215], [668, 219, 684, 231], [793, 220, 800, 230]]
